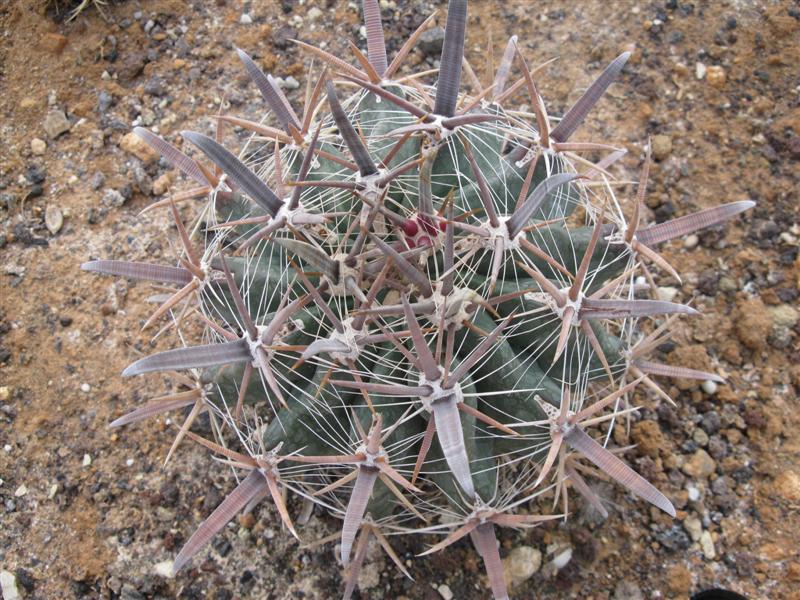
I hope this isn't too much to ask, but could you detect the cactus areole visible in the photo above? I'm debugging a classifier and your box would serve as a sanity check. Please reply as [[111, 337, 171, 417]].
[[83, 1, 753, 598]]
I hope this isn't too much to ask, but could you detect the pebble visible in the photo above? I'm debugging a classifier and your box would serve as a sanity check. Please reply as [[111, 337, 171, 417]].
[[683, 449, 716, 478], [83, 454, 92, 466], [701, 379, 718, 395], [684, 515, 703, 541], [769, 305, 798, 329], [152, 173, 171, 196], [91, 172, 106, 190], [154, 560, 174, 578], [651, 134, 673, 160], [706, 65, 726, 88], [437, 584, 454, 600], [120, 131, 159, 163], [0, 386, 10, 401], [30, 138, 47, 155], [718, 276, 738, 292], [80, 382, 91, 392], [306, 7, 323, 20], [43, 109, 71, 138], [0, 570, 20, 600], [144, 76, 166, 97], [45, 205, 63, 235], [683, 234, 699, 249], [695, 62, 707, 79], [419, 26, 446, 57], [240, 13, 253, 24], [700, 530, 716, 559], [504, 545, 542, 583], [40, 32, 68, 54], [772, 471, 800, 502], [657, 286, 679, 302], [14, 484, 28, 497]]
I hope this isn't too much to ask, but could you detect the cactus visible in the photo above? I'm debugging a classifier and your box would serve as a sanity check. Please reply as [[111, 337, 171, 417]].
[[82, 2, 754, 598]]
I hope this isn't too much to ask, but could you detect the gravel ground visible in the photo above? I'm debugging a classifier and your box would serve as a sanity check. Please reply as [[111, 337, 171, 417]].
[[1, 1, 798, 599]]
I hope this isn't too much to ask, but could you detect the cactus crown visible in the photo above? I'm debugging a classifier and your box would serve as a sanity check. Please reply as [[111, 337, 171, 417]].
[[82, 1, 753, 598]]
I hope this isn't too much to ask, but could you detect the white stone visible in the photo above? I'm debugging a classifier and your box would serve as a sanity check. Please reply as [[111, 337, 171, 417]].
[[505, 545, 542, 583], [700, 530, 716, 559], [657, 286, 679, 303], [240, 13, 252, 24], [307, 7, 323, 20], [701, 379, 718, 395], [45, 204, 63, 235], [30, 137, 47, 155], [695, 62, 707, 80], [14, 484, 28, 497], [683, 515, 702, 542], [437, 584, 454, 600], [683, 234, 699, 249], [0, 570, 20, 600], [83, 453, 92, 466], [154, 560, 174, 578], [43, 109, 71, 138]]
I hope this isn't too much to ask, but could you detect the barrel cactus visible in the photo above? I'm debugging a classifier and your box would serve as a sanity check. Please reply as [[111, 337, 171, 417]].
[[82, 1, 754, 598]]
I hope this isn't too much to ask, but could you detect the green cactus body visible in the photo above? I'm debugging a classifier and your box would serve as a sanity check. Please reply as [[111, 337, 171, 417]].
[[83, 1, 754, 598]]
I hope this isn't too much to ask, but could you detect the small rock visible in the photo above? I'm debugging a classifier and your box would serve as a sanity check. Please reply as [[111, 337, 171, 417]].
[[419, 26, 446, 57], [45, 204, 63, 234], [695, 62, 707, 79], [91, 172, 106, 190], [657, 286, 679, 302], [718, 276, 738, 292], [30, 138, 47, 155], [144, 76, 166, 97], [0, 386, 10, 401], [684, 515, 703, 541], [40, 33, 68, 54], [131, 162, 153, 195], [769, 304, 798, 329], [706, 65, 726, 88], [693, 428, 709, 446], [0, 570, 20, 600], [683, 449, 716, 478], [83, 454, 92, 466], [701, 379, 718, 395], [772, 471, 800, 502], [437, 584, 454, 600], [307, 7, 323, 20], [504, 545, 542, 584], [154, 560, 174, 578], [118, 52, 147, 81], [700, 530, 716, 559], [14, 484, 28, 497], [651, 134, 673, 160], [283, 75, 300, 90], [152, 173, 172, 196], [43, 109, 71, 138], [120, 132, 159, 163], [97, 90, 114, 114], [683, 234, 699, 249], [240, 13, 253, 24]]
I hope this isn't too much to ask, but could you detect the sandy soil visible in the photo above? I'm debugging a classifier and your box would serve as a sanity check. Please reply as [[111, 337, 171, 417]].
[[1, 1, 798, 599]]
